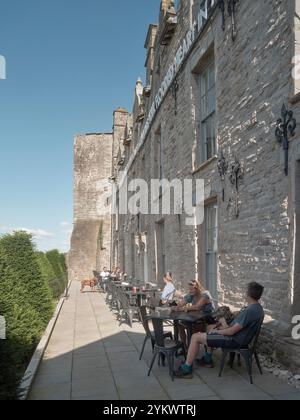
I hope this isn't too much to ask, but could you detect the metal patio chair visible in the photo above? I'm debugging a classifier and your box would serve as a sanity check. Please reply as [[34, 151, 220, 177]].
[[219, 316, 265, 384], [106, 280, 119, 311], [117, 289, 140, 328], [93, 270, 102, 292], [147, 318, 179, 381], [139, 306, 173, 360]]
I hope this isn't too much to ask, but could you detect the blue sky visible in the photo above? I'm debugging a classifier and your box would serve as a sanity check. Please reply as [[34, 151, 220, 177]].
[[0, 0, 160, 252]]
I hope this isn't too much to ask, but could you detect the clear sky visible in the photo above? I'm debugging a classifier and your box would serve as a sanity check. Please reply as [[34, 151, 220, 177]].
[[0, 0, 161, 252]]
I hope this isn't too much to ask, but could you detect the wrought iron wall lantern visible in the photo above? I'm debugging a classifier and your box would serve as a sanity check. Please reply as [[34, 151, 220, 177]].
[[228, 0, 238, 41], [217, 150, 228, 201], [218, 0, 226, 31], [218, 0, 239, 41], [275, 103, 297, 176], [229, 156, 243, 218], [171, 77, 179, 115]]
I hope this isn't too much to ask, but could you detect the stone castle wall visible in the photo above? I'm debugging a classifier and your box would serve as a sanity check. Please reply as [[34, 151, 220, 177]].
[[68, 134, 113, 282]]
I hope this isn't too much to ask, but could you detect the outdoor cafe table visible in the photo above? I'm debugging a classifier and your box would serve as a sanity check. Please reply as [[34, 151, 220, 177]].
[[147, 310, 206, 347]]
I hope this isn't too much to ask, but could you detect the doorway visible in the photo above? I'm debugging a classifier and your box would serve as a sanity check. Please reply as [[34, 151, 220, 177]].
[[155, 221, 166, 285]]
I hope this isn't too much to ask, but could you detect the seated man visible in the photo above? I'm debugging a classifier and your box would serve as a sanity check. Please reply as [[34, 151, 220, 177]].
[[175, 282, 265, 378]]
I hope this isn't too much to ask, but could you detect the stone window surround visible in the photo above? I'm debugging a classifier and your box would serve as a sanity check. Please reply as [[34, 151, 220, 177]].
[[197, 195, 218, 293], [190, 41, 217, 172], [204, 200, 218, 299], [293, 154, 300, 316], [199, 60, 216, 162], [192, 154, 218, 175]]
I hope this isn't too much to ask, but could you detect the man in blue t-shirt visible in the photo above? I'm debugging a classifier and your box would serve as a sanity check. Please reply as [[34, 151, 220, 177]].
[[175, 282, 265, 379]]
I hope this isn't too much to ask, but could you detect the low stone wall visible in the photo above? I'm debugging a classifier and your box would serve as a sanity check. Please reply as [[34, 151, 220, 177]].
[[259, 325, 300, 374]]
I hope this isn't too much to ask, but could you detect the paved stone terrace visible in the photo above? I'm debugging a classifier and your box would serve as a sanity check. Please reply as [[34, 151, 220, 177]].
[[28, 282, 300, 400]]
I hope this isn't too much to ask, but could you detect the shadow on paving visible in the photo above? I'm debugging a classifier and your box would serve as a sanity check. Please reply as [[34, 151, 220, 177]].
[[28, 289, 300, 401]]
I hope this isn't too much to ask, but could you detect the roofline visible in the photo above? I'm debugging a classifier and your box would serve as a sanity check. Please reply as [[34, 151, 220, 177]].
[[144, 24, 158, 49], [74, 132, 113, 137]]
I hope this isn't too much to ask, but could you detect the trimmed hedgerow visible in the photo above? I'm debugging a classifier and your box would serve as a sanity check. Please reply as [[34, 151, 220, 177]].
[[0, 232, 54, 324], [0, 232, 65, 400], [46, 250, 68, 296], [36, 252, 66, 300]]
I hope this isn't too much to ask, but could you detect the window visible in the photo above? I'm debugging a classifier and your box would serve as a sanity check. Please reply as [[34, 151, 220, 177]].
[[154, 130, 163, 181], [194, 0, 215, 20], [294, 161, 300, 315], [205, 203, 218, 300], [131, 234, 136, 279], [199, 61, 216, 162], [155, 221, 166, 284]]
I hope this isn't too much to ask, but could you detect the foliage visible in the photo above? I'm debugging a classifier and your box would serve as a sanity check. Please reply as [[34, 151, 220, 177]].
[[36, 252, 66, 300], [45, 250, 68, 295], [0, 232, 68, 399]]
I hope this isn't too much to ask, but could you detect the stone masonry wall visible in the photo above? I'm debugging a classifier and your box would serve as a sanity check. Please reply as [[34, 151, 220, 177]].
[[69, 133, 113, 282], [113, 0, 300, 367], [70, 0, 300, 369]]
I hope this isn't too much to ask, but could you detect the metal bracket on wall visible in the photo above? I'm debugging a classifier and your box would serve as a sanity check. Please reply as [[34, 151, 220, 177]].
[[275, 103, 297, 176], [218, 0, 226, 31], [229, 156, 243, 218], [219, 0, 239, 41], [171, 77, 179, 115], [228, 0, 238, 41], [217, 150, 228, 201]]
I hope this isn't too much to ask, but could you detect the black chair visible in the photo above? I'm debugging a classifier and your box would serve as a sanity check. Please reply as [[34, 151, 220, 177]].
[[218, 316, 265, 384], [148, 318, 179, 381], [93, 271, 102, 292], [139, 306, 173, 360], [117, 290, 140, 328], [105, 279, 113, 305], [106, 280, 121, 314]]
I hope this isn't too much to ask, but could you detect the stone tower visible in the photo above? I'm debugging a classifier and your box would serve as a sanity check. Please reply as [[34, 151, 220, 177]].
[[68, 133, 113, 282]]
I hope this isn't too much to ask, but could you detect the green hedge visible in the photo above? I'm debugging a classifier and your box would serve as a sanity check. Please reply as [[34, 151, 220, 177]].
[[37, 251, 67, 300], [0, 232, 67, 400], [45, 250, 68, 297]]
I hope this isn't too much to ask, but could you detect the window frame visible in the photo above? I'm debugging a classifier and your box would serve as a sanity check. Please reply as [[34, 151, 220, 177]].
[[204, 202, 218, 300], [199, 60, 217, 163]]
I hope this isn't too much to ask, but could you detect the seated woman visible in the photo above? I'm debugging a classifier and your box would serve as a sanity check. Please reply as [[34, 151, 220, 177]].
[[172, 280, 215, 351], [175, 282, 265, 378], [160, 273, 176, 305]]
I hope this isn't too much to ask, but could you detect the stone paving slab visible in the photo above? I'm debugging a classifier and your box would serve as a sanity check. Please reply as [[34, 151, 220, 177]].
[[28, 283, 300, 401]]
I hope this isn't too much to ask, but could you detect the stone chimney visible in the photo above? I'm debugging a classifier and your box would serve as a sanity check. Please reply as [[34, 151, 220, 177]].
[[112, 108, 129, 176], [159, 0, 177, 45], [160, 0, 175, 17]]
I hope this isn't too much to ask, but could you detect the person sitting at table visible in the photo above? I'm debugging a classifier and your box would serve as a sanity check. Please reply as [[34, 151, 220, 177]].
[[174, 282, 265, 378], [100, 267, 110, 292], [161, 273, 176, 304], [117, 267, 124, 281], [111, 267, 122, 282], [172, 280, 215, 351]]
